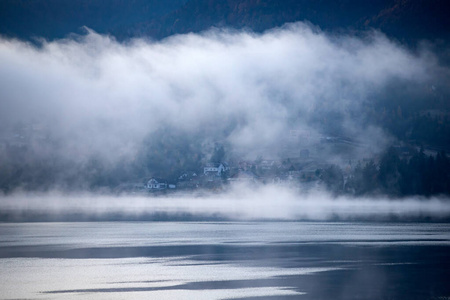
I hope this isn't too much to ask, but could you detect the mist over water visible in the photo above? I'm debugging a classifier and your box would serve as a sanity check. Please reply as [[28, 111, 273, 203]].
[[1, 22, 449, 220], [1, 13, 450, 300], [2, 186, 450, 221]]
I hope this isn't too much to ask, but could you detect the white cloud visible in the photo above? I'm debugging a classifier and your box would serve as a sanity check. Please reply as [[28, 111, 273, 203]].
[[0, 23, 435, 162]]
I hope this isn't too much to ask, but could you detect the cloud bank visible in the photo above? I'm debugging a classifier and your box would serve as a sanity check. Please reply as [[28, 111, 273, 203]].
[[2, 186, 450, 221], [0, 23, 436, 165]]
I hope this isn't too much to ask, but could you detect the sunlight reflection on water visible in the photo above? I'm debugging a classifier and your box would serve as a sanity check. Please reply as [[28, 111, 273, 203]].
[[1, 222, 450, 299]]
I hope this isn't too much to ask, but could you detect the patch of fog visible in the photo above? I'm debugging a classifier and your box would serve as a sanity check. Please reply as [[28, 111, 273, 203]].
[[1, 185, 450, 221]]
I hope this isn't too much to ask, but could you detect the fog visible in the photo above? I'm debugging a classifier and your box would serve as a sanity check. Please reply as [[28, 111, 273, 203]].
[[1, 22, 449, 207], [1, 185, 450, 221], [0, 23, 438, 165], [2, 21, 450, 300]]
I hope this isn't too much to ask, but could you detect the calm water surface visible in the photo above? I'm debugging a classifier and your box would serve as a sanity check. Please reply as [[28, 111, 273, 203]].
[[1, 222, 450, 299]]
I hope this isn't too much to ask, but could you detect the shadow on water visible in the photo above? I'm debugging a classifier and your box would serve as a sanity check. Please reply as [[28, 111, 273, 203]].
[[2, 221, 450, 299], [8, 243, 446, 300], [42, 265, 450, 300]]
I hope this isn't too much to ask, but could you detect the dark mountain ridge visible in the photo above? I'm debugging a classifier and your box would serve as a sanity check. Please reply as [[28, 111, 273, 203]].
[[0, 0, 188, 40], [1, 0, 449, 44]]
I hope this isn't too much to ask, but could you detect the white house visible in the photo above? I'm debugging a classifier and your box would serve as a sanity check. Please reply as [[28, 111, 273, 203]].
[[146, 178, 168, 190], [203, 162, 229, 176]]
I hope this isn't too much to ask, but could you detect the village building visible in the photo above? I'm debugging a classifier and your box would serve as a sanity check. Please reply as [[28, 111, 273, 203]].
[[146, 178, 168, 190], [178, 171, 198, 181], [177, 171, 200, 189], [203, 162, 229, 176]]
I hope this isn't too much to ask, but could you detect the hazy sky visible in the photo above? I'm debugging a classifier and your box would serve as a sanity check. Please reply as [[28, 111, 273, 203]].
[[0, 23, 439, 164]]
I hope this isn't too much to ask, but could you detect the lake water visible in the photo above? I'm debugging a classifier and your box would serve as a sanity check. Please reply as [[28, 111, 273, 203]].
[[1, 222, 450, 299]]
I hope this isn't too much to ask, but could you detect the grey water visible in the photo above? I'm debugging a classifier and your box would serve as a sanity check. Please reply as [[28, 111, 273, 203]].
[[1, 222, 450, 299]]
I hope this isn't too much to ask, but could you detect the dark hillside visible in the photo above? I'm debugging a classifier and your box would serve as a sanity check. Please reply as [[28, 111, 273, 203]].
[[366, 0, 450, 43], [0, 0, 188, 40], [120, 0, 392, 39], [121, 0, 450, 44], [1, 0, 449, 44]]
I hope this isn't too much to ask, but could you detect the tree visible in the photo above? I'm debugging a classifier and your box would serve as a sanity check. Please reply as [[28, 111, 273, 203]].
[[322, 165, 344, 194], [378, 147, 401, 195]]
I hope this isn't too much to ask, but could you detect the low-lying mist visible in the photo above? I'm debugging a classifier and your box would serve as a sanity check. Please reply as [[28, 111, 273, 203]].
[[2, 185, 450, 222], [0, 21, 449, 195]]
